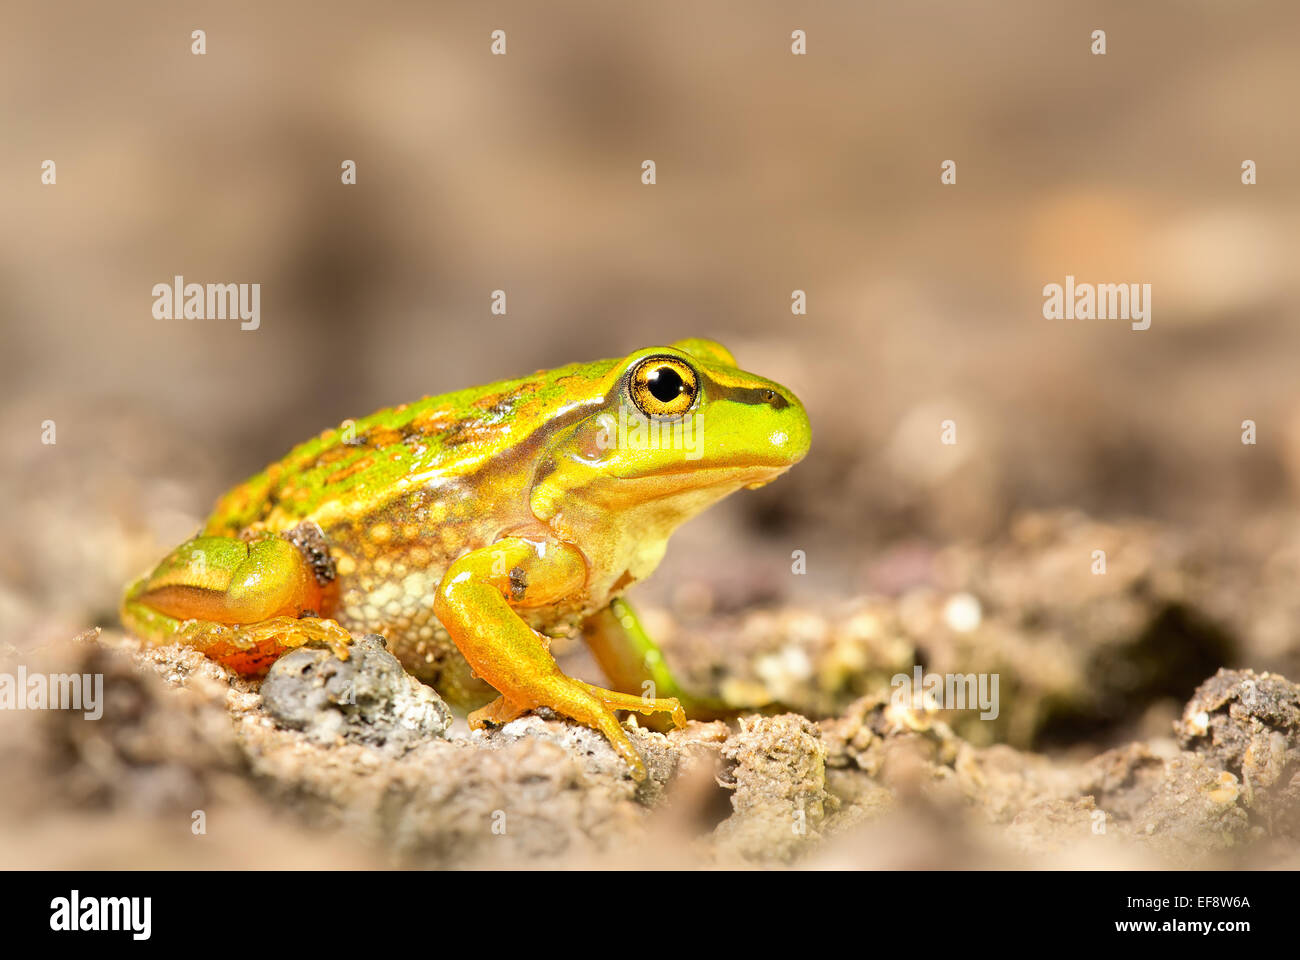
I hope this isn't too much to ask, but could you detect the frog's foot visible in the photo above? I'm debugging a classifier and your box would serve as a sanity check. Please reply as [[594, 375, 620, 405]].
[[176, 615, 353, 675], [436, 536, 678, 781], [477, 682, 678, 780], [469, 684, 684, 778], [541, 680, 684, 780]]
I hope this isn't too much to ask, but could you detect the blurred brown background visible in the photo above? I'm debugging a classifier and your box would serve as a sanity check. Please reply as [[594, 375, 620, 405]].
[[3, 0, 1300, 644]]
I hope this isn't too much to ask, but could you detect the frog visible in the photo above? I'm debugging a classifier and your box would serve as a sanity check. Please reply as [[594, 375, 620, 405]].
[[121, 338, 810, 780]]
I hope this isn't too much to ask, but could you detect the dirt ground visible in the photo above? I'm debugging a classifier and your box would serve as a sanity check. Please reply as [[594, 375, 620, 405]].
[[2, 504, 1298, 868]]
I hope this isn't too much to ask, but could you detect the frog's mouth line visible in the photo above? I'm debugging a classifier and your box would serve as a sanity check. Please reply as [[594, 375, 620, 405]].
[[619, 459, 795, 484], [567, 463, 793, 513]]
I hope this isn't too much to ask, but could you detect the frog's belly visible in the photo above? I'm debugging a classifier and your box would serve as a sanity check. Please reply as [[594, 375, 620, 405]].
[[329, 564, 589, 712], [328, 564, 483, 708]]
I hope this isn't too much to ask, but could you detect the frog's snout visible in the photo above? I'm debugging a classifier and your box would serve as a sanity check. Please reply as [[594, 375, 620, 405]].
[[761, 382, 811, 466]]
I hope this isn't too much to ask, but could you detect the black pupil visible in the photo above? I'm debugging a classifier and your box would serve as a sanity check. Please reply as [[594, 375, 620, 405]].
[[646, 366, 685, 403]]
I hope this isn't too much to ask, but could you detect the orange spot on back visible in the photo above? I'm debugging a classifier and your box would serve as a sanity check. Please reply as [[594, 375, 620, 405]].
[[412, 405, 456, 435], [326, 456, 374, 485], [365, 426, 404, 447]]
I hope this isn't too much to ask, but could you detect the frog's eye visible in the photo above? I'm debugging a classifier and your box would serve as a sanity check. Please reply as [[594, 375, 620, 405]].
[[629, 356, 698, 418]]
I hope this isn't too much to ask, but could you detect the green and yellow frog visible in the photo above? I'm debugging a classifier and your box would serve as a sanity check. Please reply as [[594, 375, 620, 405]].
[[121, 338, 810, 779]]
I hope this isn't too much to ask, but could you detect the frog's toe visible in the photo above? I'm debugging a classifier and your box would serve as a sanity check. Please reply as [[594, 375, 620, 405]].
[[276, 616, 355, 661], [467, 694, 530, 730], [176, 615, 354, 675], [575, 704, 648, 781], [578, 682, 687, 729]]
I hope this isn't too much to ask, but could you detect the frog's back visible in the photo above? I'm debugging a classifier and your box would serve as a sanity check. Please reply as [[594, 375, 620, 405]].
[[203, 357, 617, 538]]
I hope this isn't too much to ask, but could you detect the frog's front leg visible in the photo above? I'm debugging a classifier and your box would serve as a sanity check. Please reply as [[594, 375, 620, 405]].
[[121, 532, 351, 676], [434, 537, 685, 781], [582, 596, 739, 725]]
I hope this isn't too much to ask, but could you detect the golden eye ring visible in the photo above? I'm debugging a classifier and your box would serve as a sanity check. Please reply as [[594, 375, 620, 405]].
[[629, 356, 698, 418]]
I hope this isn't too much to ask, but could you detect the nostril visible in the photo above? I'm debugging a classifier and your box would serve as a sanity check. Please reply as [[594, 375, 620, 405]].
[[741, 385, 789, 409]]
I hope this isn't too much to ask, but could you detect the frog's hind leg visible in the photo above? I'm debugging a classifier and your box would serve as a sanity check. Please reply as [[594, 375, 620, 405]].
[[121, 533, 351, 676], [581, 596, 743, 726]]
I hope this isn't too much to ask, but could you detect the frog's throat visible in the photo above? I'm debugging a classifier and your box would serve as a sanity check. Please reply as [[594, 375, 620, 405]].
[[530, 459, 785, 525], [528, 479, 735, 594], [529, 464, 778, 578]]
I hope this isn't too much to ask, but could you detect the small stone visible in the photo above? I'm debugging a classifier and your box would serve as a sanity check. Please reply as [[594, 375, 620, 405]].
[[260, 634, 451, 749]]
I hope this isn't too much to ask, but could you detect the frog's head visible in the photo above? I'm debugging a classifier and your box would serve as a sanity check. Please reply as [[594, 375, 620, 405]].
[[530, 338, 810, 560]]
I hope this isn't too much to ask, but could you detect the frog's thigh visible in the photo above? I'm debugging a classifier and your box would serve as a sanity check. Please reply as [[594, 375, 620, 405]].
[[121, 534, 348, 675], [434, 538, 685, 781], [582, 596, 733, 723]]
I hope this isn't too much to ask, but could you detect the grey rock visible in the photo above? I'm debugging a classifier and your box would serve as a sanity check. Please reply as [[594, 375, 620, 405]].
[[261, 634, 452, 749]]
